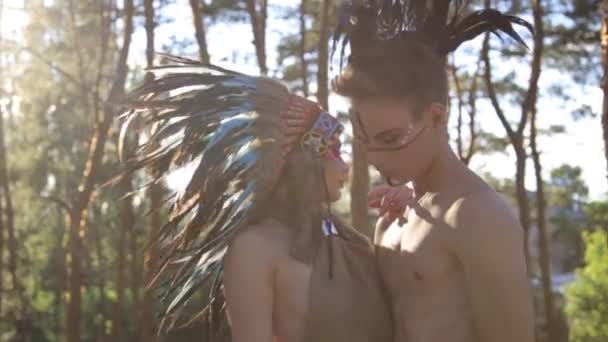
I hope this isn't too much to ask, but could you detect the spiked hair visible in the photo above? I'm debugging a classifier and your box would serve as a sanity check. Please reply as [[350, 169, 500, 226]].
[[331, 0, 534, 110]]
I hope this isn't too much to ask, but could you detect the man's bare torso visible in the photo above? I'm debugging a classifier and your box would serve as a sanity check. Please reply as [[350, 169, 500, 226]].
[[376, 191, 479, 342]]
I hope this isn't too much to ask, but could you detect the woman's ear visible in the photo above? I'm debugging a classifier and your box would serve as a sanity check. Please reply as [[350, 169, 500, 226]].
[[428, 103, 448, 129]]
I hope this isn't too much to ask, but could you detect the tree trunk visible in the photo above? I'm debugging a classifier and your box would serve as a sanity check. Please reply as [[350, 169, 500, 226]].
[[601, 1, 608, 186], [67, 0, 91, 112], [66, 0, 134, 341], [113, 94, 137, 342], [113, 231, 126, 341], [0, 0, 23, 318], [189, 0, 210, 63], [351, 137, 371, 236], [90, 210, 107, 341], [528, 1, 557, 340], [0, 60, 22, 315], [55, 203, 68, 340], [299, 0, 309, 97], [246, 0, 268, 75], [0, 170, 3, 315], [513, 147, 532, 272], [113, 177, 132, 341], [141, 184, 161, 342], [482, 30, 532, 272], [140, 1, 159, 340], [464, 59, 480, 165], [317, 0, 331, 109], [531, 109, 556, 342], [458, 54, 482, 166], [128, 197, 139, 322], [451, 62, 465, 161], [0, 0, 4, 314]]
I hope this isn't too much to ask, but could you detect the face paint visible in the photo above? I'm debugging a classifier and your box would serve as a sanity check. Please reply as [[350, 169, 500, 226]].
[[301, 111, 344, 161], [323, 130, 344, 162]]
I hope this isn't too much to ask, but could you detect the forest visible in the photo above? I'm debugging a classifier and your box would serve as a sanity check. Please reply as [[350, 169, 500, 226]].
[[0, 0, 607, 341]]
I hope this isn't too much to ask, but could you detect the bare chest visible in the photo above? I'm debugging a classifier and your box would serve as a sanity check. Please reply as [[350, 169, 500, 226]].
[[376, 211, 457, 297]]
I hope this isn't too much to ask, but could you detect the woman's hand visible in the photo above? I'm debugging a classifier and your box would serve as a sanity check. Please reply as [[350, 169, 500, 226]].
[[368, 184, 415, 226]]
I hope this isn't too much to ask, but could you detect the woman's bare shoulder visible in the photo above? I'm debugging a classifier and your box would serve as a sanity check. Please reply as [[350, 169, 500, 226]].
[[227, 218, 293, 260]]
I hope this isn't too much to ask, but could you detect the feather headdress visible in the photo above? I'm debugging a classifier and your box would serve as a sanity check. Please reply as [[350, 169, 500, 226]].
[[332, 0, 534, 67], [116, 54, 342, 334]]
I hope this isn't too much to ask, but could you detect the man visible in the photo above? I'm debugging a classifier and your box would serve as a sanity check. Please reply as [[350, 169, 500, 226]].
[[333, 1, 536, 341]]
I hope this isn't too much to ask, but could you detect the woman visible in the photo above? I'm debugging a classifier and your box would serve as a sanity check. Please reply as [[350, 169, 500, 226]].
[[223, 121, 381, 342], [118, 55, 400, 341]]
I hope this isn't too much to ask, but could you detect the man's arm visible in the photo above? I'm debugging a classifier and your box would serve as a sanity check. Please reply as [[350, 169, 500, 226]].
[[451, 192, 535, 342], [224, 229, 274, 342]]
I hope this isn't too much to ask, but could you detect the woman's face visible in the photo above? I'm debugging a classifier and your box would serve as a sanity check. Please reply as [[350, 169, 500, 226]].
[[323, 156, 348, 203]]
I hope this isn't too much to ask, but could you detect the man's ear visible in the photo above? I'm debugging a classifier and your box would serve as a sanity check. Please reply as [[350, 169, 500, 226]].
[[428, 103, 448, 128]]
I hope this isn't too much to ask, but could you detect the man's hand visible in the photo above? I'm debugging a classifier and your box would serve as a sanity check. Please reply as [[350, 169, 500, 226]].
[[368, 184, 416, 226]]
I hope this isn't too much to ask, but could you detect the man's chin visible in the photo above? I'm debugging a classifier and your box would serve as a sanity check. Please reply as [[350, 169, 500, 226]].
[[375, 168, 406, 183], [383, 175, 410, 186]]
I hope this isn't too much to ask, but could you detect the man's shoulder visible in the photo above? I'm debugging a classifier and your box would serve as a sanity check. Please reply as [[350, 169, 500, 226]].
[[446, 189, 522, 239], [442, 189, 525, 260]]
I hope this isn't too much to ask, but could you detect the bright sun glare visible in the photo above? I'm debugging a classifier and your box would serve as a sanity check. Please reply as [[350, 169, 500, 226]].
[[1, 1, 29, 39]]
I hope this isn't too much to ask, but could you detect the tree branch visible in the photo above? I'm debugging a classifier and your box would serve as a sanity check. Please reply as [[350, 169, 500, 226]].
[[21, 46, 83, 89], [93, 0, 112, 124], [189, 0, 210, 63], [41, 195, 73, 216], [464, 53, 483, 164], [299, 0, 309, 97], [450, 60, 465, 161], [482, 33, 518, 146], [67, 0, 90, 112]]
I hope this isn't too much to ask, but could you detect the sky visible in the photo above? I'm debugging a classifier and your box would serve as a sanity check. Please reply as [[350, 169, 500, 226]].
[[3, 0, 606, 200]]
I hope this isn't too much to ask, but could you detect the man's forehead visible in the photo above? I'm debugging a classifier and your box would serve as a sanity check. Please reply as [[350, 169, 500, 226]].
[[351, 98, 413, 133]]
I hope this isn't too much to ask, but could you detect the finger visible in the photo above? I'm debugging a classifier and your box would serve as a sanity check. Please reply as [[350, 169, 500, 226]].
[[368, 197, 382, 208], [397, 202, 407, 218], [383, 211, 397, 226], [380, 190, 399, 215], [395, 186, 415, 202], [376, 214, 392, 232], [379, 201, 388, 216], [387, 189, 415, 212], [380, 194, 397, 216], [368, 184, 392, 201], [379, 195, 392, 216], [396, 205, 408, 226], [387, 210, 400, 225]]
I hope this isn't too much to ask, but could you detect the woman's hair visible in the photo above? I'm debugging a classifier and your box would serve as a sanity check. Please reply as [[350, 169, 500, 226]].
[[332, 35, 448, 117], [253, 146, 327, 262]]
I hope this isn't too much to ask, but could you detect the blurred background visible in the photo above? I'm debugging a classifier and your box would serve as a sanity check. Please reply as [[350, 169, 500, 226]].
[[0, 0, 606, 341]]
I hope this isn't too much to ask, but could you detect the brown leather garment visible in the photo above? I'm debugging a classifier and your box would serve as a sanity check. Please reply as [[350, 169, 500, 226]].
[[299, 223, 393, 342]]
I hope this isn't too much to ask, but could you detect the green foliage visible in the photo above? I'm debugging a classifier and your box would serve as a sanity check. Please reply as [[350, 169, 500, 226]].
[[565, 229, 608, 342], [547, 164, 589, 271], [475, 131, 511, 155], [0, 0, 602, 340], [550, 164, 588, 208]]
